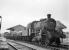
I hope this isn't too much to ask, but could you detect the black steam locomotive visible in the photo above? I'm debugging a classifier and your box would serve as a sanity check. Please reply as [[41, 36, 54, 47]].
[[28, 18, 66, 46]]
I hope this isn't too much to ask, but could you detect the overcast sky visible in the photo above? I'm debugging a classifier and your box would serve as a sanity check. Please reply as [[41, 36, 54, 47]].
[[0, 0, 68, 32]]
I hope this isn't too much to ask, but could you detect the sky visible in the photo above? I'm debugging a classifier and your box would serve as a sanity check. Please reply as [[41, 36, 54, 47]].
[[0, 0, 68, 33]]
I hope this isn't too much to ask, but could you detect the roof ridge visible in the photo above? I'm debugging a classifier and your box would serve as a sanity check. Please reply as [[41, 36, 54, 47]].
[[7, 24, 26, 30]]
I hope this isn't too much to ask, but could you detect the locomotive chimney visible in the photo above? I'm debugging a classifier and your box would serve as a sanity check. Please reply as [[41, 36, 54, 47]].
[[47, 14, 51, 18]]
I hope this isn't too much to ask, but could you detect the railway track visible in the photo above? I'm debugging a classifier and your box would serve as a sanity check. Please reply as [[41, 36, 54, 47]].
[[7, 39, 69, 50], [7, 40, 50, 50], [29, 42, 69, 50], [8, 43, 17, 50], [26, 42, 69, 50], [12, 40, 68, 50], [7, 42, 36, 50], [47, 45, 69, 50]]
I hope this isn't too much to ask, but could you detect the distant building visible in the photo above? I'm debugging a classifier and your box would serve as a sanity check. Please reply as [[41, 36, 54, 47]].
[[7, 25, 27, 36], [56, 21, 67, 30]]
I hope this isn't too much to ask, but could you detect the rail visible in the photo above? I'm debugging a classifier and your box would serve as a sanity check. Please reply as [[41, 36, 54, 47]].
[[7, 43, 17, 50], [7, 41, 36, 50]]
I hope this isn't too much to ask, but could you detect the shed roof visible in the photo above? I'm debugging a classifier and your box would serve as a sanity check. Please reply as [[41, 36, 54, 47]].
[[7, 25, 26, 31]]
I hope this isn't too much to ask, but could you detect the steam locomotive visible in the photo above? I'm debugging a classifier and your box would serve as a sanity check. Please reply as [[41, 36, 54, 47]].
[[27, 18, 66, 46]]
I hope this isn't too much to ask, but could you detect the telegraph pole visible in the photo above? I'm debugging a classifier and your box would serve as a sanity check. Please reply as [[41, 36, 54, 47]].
[[0, 16, 2, 36]]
